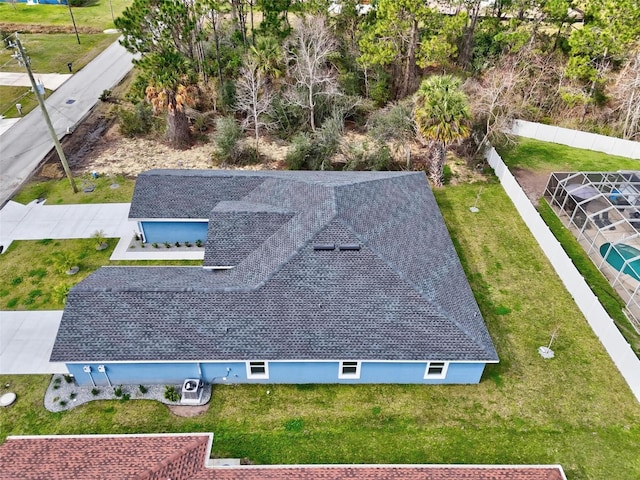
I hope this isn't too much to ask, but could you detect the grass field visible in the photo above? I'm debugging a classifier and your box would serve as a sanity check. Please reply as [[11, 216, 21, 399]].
[[12, 174, 135, 205], [1, 183, 638, 480], [497, 137, 640, 172], [0, 33, 118, 74], [0, 0, 131, 30]]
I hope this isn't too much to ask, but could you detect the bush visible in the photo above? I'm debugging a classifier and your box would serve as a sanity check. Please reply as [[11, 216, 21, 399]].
[[285, 133, 313, 170], [99, 89, 112, 102], [139, 385, 148, 394], [91, 388, 100, 396], [343, 141, 393, 171], [164, 385, 180, 402], [118, 102, 156, 137], [212, 116, 260, 166], [369, 68, 392, 107], [286, 114, 344, 170], [266, 95, 306, 140], [63, 374, 74, 384], [113, 386, 123, 397]]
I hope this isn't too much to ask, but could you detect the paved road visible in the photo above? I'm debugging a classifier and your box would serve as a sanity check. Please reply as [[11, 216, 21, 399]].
[[0, 40, 134, 207]]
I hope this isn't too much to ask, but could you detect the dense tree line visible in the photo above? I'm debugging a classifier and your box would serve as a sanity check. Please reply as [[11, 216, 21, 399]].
[[114, 0, 640, 182]]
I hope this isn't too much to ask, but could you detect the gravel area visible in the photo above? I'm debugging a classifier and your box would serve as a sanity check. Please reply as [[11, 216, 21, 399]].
[[44, 374, 211, 413]]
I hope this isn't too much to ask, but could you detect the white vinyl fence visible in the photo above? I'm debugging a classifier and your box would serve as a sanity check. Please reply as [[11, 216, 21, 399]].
[[486, 147, 640, 402], [509, 120, 640, 160]]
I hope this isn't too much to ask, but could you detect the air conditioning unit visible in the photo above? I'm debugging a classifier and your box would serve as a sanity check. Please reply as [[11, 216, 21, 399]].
[[180, 378, 204, 405]]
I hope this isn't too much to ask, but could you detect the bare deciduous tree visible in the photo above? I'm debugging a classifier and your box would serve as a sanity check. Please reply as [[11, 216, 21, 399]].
[[235, 56, 274, 152], [285, 16, 338, 132], [611, 49, 640, 141]]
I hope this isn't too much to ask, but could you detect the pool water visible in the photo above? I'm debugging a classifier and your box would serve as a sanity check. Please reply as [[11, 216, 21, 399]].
[[599, 243, 640, 282]]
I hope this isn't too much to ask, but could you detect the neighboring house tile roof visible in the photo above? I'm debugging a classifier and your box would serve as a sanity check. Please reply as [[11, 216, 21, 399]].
[[0, 434, 567, 480], [0, 434, 211, 480], [51, 170, 498, 363]]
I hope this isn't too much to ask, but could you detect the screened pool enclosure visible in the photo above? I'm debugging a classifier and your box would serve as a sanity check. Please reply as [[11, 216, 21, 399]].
[[544, 171, 640, 329]]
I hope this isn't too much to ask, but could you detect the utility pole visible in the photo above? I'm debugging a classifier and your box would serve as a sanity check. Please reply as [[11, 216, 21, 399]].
[[67, 1, 81, 45], [14, 34, 78, 193]]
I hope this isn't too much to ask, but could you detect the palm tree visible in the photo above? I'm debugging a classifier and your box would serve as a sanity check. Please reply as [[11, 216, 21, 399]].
[[414, 75, 471, 186]]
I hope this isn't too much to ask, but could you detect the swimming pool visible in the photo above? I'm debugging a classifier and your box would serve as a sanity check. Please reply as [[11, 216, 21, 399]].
[[599, 243, 640, 282]]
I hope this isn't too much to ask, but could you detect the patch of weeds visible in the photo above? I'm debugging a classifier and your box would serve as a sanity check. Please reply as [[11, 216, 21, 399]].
[[120, 393, 131, 402], [284, 418, 304, 432], [10, 277, 22, 286], [91, 388, 100, 396], [139, 385, 148, 394], [113, 386, 123, 397], [495, 305, 512, 315], [36, 239, 53, 245], [27, 268, 47, 280], [164, 385, 180, 402], [0, 289, 9, 297], [295, 384, 315, 391], [103, 406, 115, 413], [6, 298, 19, 308], [372, 406, 382, 416]]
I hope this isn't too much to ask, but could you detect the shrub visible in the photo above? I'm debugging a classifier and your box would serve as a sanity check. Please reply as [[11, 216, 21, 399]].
[[174, 241, 181, 248], [51, 251, 78, 274], [69, 392, 76, 399], [118, 102, 156, 137], [285, 114, 343, 171], [53, 283, 72, 305], [343, 141, 393, 171], [91, 388, 100, 396], [164, 242, 171, 248], [139, 385, 148, 394], [113, 386, 123, 397], [121, 393, 131, 401], [164, 385, 180, 402], [10, 277, 22, 286], [63, 374, 74, 384], [184, 241, 192, 248], [285, 133, 313, 170], [196, 239, 203, 248], [152, 243, 158, 248], [212, 116, 242, 163], [99, 89, 112, 102], [59, 400, 67, 406], [266, 95, 306, 140]]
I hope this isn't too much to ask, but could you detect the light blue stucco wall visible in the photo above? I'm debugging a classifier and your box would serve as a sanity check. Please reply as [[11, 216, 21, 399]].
[[68, 361, 487, 386], [139, 221, 208, 244]]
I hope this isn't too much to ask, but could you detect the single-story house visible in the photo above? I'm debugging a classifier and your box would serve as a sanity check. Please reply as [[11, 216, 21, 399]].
[[0, 433, 567, 480], [51, 170, 498, 385]]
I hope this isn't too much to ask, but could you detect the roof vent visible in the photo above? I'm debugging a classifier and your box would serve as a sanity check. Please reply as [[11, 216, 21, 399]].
[[338, 243, 361, 251], [313, 243, 335, 251]]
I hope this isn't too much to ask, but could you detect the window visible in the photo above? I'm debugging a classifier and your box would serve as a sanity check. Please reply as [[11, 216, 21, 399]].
[[338, 361, 361, 379], [424, 361, 448, 379], [246, 361, 269, 379]]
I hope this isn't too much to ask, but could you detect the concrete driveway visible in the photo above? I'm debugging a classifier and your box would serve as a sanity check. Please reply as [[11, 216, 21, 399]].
[[0, 311, 67, 374], [0, 201, 135, 252]]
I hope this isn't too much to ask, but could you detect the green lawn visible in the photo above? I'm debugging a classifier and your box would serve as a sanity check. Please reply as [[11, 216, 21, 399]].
[[0, 239, 202, 310], [1, 183, 638, 480], [0, 33, 118, 74], [0, 1, 131, 30], [497, 137, 640, 172], [0, 86, 48, 118], [12, 174, 135, 205]]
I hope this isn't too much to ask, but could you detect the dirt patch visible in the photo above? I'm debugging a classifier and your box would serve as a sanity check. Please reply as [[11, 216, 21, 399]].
[[511, 167, 554, 205], [0, 22, 101, 35], [167, 403, 210, 417]]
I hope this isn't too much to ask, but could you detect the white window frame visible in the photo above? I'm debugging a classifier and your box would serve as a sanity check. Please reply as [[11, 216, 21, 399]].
[[246, 361, 269, 379], [338, 361, 361, 379], [424, 361, 448, 379]]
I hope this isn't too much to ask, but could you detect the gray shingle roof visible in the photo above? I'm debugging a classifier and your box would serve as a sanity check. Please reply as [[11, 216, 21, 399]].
[[52, 170, 498, 363]]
